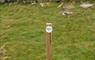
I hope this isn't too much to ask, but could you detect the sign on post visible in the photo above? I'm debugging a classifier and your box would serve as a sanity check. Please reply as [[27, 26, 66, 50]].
[[46, 23, 53, 33], [46, 23, 52, 60]]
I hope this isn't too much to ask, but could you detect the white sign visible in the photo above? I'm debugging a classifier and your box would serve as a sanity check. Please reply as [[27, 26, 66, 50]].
[[46, 26, 53, 33]]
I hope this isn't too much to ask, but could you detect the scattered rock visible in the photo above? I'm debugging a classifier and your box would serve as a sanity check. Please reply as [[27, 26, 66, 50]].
[[40, 2, 49, 7], [59, 4, 74, 16], [80, 3, 94, 8], [0, 0, 5, 3], [63, 4, 75, 10], [62, 11, 73, 16]]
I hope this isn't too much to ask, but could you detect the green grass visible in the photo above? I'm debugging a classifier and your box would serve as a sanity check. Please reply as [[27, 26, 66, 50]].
[[0, 3, 95, 60]]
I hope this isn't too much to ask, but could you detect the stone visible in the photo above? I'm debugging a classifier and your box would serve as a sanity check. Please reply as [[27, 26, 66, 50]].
[[0, 0, 5, 3], [80, 3, 94, 8]]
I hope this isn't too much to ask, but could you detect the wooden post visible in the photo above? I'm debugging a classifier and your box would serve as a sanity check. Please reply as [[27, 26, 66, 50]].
[[46, 23, 52, 60]]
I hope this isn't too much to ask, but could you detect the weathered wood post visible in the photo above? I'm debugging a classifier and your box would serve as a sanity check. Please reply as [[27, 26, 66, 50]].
[[46, 23, 53, 60]]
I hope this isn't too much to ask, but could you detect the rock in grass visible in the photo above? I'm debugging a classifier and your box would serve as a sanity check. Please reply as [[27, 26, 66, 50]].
[[62, 11, 73, 16], [80, 3, 94, 8], [61, 4, 74, 16], [40, 2, 49, 7], [40, 3, 45, 7], [0, 0, 5, 3], [59, 10, 73, 16], [63, 4, 75, 10]]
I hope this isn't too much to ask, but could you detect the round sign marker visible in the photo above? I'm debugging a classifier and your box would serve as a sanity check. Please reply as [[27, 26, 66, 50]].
[[46, 26, 53, 33], [46, 23, 53, 33]]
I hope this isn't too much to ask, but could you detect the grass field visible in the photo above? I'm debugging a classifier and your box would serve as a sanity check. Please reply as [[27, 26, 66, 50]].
[[0, 3, 95, 60]]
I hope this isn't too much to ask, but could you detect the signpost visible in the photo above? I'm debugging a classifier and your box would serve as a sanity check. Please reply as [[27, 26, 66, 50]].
[[46, 23, 52, 60]]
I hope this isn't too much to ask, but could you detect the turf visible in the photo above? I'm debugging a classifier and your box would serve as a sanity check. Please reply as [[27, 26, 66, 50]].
[[0, 3, 95, 60]]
